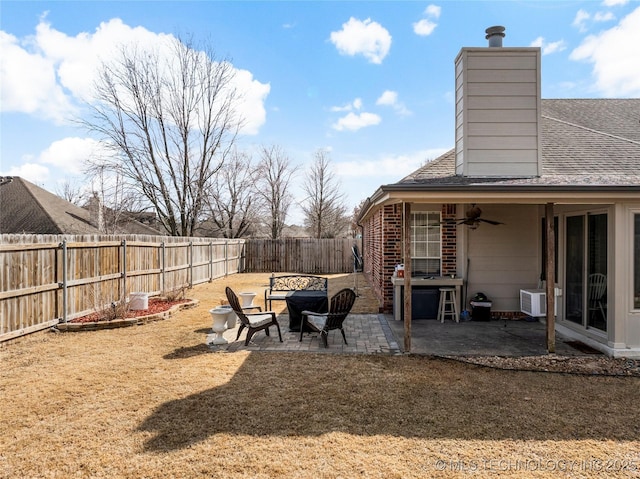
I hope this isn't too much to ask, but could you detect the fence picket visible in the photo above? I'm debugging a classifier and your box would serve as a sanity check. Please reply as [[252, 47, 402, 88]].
[[0, 234, 245, 341], [242, 238, 360, 274], [0, 235, 360, 341]]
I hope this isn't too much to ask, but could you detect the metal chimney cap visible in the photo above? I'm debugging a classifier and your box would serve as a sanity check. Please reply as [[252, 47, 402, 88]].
[[485, 25, 505, 47]]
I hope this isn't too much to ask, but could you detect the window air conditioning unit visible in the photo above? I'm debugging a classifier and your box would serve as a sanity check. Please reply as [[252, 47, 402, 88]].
[[520, 289, 560, 317]]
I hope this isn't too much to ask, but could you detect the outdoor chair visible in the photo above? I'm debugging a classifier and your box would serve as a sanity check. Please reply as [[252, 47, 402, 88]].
[[300, 288, 356, 348], [588, 273, 607, 323], [225, 287, 282, 346]]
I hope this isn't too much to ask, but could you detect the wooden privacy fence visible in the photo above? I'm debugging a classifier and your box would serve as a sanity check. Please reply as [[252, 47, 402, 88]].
[[243, 238, 362, 274], [0, 234, 244, 342]]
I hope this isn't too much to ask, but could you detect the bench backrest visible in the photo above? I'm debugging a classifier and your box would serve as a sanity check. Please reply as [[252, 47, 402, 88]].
[[269, 275, 327, 292]]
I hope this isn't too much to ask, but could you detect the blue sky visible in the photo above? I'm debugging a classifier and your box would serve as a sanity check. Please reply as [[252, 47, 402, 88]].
[[2, 0, 639, 224]]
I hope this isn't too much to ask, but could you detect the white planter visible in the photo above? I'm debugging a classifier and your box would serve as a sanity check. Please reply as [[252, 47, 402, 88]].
[[218, 305, 236, 329], [130, 293, 149, 310], [239, 292, 256, 308], [209, 307, 230, 345]]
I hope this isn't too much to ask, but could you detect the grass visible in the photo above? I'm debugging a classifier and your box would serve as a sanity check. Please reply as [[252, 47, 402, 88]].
[[1, 273, 639, 478]]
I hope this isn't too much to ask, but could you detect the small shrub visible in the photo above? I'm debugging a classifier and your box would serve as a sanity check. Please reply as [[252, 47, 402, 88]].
[[164, 286, 187, 301], [89, 285, 130, 322], [95, 298, 130, 322]]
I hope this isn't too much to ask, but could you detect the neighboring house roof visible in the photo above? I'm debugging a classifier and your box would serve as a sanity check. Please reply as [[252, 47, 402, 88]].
[[83, 195, 164, 235], [0, 176, 162, 235], [0, 176, 101, 234], [395, 99, 640, 189]]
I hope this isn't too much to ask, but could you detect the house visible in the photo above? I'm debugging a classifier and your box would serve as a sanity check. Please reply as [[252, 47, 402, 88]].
[[0, 176, 162, 235], [358, 27, 640, 358]]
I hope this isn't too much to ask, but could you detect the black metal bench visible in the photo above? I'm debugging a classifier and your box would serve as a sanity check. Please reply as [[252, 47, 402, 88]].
[[264, 274, 328, 310]]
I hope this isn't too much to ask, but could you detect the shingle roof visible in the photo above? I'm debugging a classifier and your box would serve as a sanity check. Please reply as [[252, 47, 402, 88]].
[[0, 177, 162, 235], [397, 99, 640, 188], [0, 177, 100, 234]]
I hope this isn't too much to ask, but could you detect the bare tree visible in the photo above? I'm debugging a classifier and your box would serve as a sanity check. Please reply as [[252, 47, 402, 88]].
[[253, 144, 298, 239], [84, 164, 146, 234], [203, 149, 256, 238], [301, 149, 349, 238], [350, 199, 366, 238], [81, 35, 242, 236], [55, 180, 86, 205]]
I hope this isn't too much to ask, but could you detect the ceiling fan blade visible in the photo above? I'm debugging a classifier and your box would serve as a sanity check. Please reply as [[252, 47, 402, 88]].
[[435, 218, 464, 225], [478, 218, 503, 225]]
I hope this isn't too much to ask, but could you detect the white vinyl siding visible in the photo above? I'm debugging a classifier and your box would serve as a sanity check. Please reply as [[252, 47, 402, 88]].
[[454, 47, 541, 178]]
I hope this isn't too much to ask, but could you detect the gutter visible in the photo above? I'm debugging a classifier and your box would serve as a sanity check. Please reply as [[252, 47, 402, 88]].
[[357, 181, 640, 223]]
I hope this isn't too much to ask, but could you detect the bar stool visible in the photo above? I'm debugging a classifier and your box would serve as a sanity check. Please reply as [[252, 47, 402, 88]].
[[438, 287, 459, 323]]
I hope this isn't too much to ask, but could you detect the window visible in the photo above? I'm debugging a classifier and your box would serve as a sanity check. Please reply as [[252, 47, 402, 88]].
[[411, 212, 441, 276]]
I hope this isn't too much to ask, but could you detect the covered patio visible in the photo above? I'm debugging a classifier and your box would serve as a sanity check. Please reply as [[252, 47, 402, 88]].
[[383, 316, 589, 356], [208, 311, 594, 357], [203, 272, 597, 357]]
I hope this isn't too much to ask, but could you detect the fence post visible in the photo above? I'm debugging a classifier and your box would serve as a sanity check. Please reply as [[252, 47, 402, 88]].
[[189, 241, 193, 288], [225, 241, 228, 276], [121, 239, 127, 298], [209, 241, 213, 281], [59, 241, 68, 323], [161, 241, 166, 295]]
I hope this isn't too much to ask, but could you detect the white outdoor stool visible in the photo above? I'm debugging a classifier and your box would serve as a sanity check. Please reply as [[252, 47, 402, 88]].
[[438, 287, 459, 323]]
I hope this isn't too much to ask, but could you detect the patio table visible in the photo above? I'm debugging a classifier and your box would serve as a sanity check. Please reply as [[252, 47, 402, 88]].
[[285, 290, 328, 332]]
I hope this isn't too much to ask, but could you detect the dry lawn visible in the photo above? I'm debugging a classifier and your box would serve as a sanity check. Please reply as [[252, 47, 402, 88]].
[[1, 273, 639, 478]]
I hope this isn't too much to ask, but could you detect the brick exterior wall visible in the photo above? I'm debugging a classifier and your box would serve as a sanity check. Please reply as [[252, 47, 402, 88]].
[[363, 203, 458, 313], [362, 204, 402, 312], [440, 204, 457, 276]]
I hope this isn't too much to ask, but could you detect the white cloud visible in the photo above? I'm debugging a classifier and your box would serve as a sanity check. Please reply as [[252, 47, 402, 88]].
[[332, 112, 381, 131], [594, 11, 615, 22], [329, 17, 391, 64], [233, 69, 271, 135], [529, 37, 567, 55], [572, 8, 616, 33], [38, 137, 110, 175], [424, 5, 442, 18], [3, 162, 50, 184], [337, 148, 449, 178], [376, 90, 398, 106], [0, 17, 270, 135], [413, 19, 438, 37], [0, 30, 75, 123], [573, 9, 591, 32], [330, 98, 363, 112], [413, 4, 441, 37], [570, 6, 640, 96], [1, 136, 120, 190], [376, 90, 411, 116]]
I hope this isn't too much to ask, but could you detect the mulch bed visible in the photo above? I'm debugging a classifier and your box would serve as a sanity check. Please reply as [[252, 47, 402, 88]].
[[69, 298, 193, 323], [56, 298, 198, 331]]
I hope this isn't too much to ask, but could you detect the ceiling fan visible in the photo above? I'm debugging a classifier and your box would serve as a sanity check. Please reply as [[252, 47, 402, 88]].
[[441, 204, 504, 229]]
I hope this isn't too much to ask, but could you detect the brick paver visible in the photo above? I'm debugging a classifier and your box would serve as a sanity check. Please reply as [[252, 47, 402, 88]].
[[207, 314, 401, 355]]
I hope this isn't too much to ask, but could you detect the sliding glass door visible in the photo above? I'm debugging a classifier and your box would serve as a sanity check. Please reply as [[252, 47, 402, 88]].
[[565, 216, 584, 325], [587, 214, 608, 330], [564, 213, 608, 331]]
